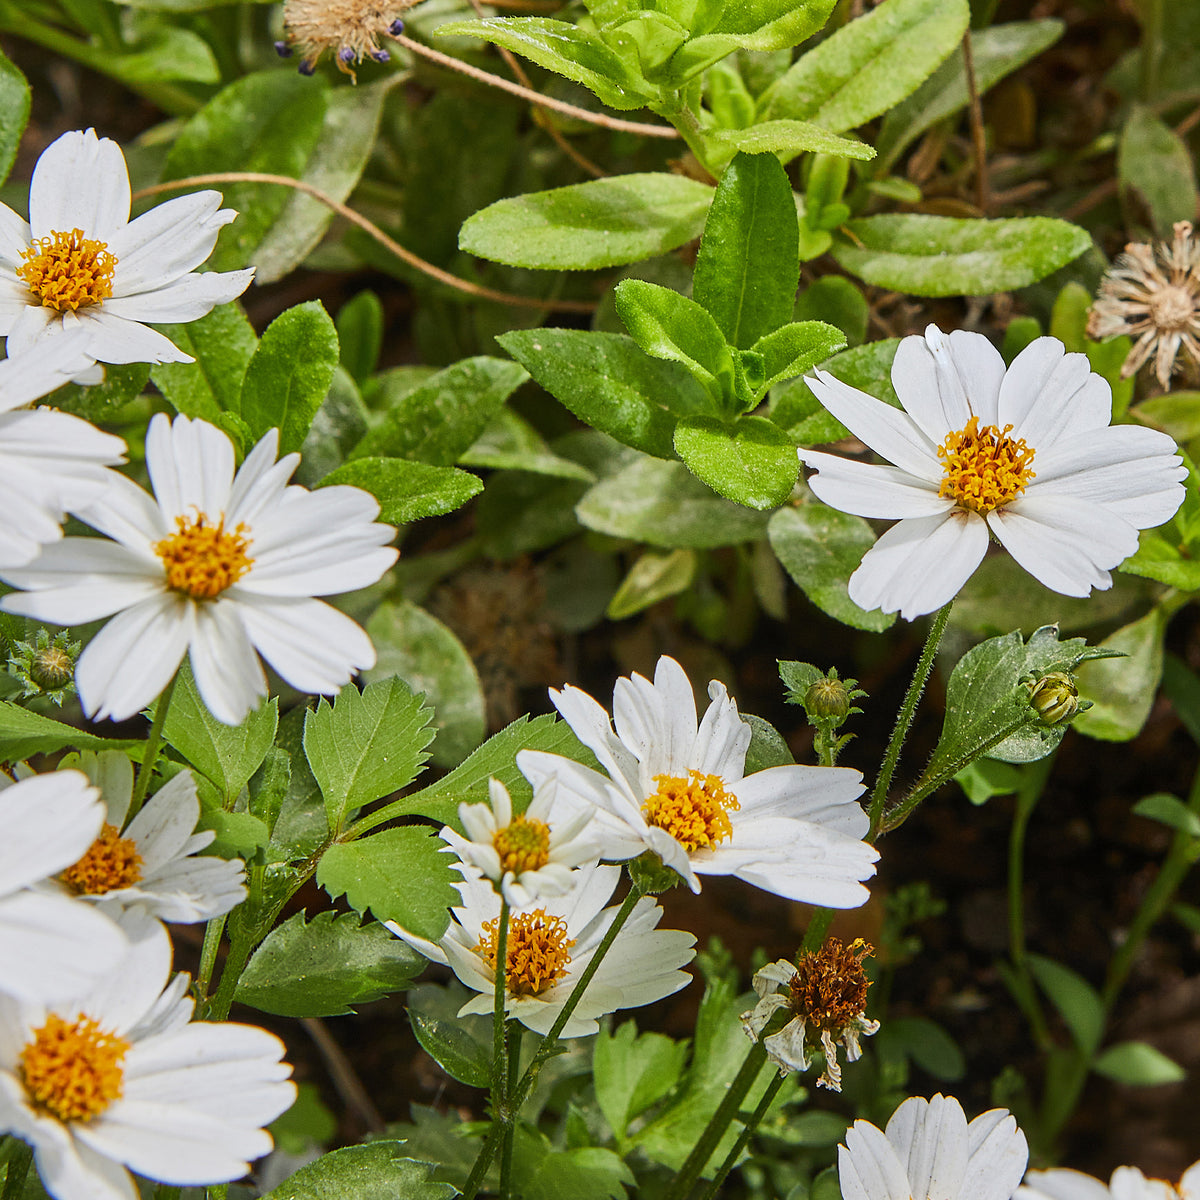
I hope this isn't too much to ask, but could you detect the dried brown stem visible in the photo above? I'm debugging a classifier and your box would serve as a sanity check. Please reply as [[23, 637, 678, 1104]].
[[962, 30, 989, 214]]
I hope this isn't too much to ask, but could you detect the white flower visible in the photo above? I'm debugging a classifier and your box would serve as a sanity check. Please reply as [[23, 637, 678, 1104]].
[[798, 327, 1187, 620], [442, 777, 598, 908], [0, 771, 128, 1003], [741, 939, 879, 1092], [0, 910, 295, 1200], [0, 412, 399, 725], [839, 1094, 1028, 1200], [386, 860, 695, 1037], [1020, 1162, 1200, 1200], [0, 128, 253, 368], [0, 334, 127, 568], [517, 655, 877, 906], [53, 754, 246, 923]]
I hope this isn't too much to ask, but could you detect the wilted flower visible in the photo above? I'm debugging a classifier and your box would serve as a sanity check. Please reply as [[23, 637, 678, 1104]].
[[741, 937, 879, 1090], [799, 327, 1186, 619], [441, 777, 597, 908], [280, 0, 422, 78], [840, 1094, 1028, 1200], [1088, 220, 1200, 390]]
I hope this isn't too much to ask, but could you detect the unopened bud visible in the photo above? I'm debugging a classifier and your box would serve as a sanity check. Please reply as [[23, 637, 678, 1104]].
[[805, 677, 851, 722], [1027, 671, 1082, 725], [30, 645, 74, 691]]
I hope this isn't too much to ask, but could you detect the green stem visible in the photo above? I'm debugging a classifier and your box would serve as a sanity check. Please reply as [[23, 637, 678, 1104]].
[[699, 1071, 785, 1200], [204, 929, 256, 1021], [651, 97, 713, 176], [154, 1187, 181, 1200], [128, 672, 178, 820], [663, 1042, 769, 1200], [196, 913, 228, 1002], [492, 900, 511, 1107], [868, 602, 953, 839], [1139, 0, 1164, 101], [499, 1024, 521, 1200], [1, 1143, 31, 1200], [461, 885, 644, 1200], [800, 908, 834, 954]]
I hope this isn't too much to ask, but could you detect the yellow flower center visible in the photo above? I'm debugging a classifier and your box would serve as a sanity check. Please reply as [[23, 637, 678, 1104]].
[[16, 228, 117, 312], [643, 769, 739, 853], [60, 823, 143, 895], [492, 815, 551, 875], [20, 1013, 129, 1123], [478, 909, 575, 997], [154, 513, 253, 600], [937, 416, 1036, 515]]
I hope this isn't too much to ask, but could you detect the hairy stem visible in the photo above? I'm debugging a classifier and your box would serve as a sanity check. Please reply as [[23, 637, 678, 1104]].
[[129, 672, 178, 819], [700, 1071, 786, 1200]]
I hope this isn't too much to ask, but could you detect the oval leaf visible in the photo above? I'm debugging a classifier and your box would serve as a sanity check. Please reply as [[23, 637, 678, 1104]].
[[674, 415, 799, 510]]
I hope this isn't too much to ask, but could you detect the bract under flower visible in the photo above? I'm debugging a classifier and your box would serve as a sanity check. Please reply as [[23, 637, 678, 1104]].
[[0, 413, 398, 725], [798, 327, 1186, 620], [517, 656, 877, 906]]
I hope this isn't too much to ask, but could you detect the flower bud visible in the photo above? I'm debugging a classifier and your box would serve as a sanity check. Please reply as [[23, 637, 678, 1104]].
[[805, 677, 851, 722], [1026, 671, 1082, 725]]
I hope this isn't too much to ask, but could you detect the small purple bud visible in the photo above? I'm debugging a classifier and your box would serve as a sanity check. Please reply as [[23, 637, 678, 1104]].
[[338, 46, 356, 63], [298, 59, 315, 75], [274, 40, 293, 57], [372, 49, 390, 62], [388, 18, 404, 35]]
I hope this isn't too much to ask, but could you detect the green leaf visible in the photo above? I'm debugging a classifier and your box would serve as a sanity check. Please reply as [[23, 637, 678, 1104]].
[[706, 120, 874, 164], [303, 677, 435, 834], [267, 708, 327, 862], [1092, 1041, 1185, 1086], [510, 1133, 634, 1200], [318, 458, 482, 524], [294, 370, 368, 486], [270, 1083, 336, 1155], [1132, 792, 1200, 838], [1164, 653, 1200, 747], [151, 302, 258, 422], [161, 661, 278, 803], [47, 364, 151, 425], [875, 19, 1065, 172], [363, 602, 486, 769], [351, 357, 528, 465], [594, 1023, 689, 1141], [674, 415, 799, 509], [236, 911, 425, 1017], [577, 457, 771, 548], [435, 18, 657, 110], [107, 25, 218, 84], [760, 0, 969, 131], [162, 71, 327, 272], [409, 1010, 491, 1089], [753, 321, 846, 394], [1118, 105, 1199, 236], [955, 757, 1022, 805], [461, 409, 595, 481], [317, 827, 457, 941], [498, 329, 710, 458], [767, 504, 895, 631], [0, 703, 135, 761], [882, 1016, 966, 1080], [239, 301, 338, 454], [260, 1143, 456, 1200], [1073, 608, 1167, 742], [675, 0, 838, 74], [606, 549, 697, 620], [1027, 954, 1104, 1055], [196, 805, 268, 861], [694, 152, 800, 350], [833, 215, 1092, 296], [1132, 392, 1200, 444], [254, 78, 398, 284], [459, 174, 713, 270], [0, 50, 30, 186], [336, 292, 383, 384], [743, 713, 795, 771]]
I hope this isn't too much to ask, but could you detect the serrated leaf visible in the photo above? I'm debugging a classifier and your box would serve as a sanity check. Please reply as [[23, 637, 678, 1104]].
[[260, 1142, 456, 1200], [459, 174, 713, 270], [594, 1022, 689, 1142], [1092, 1041, 1185, 1086], [409, 1010, 491, 1088], [303, 678, 435, 834], [767, 504, 895, 631], [1027, 954, 1104, 1055], [1073, 608, 1166, 743], [161, 661, 278, 803], [236, 910, 425, 1017], [0, 703, 136, 763], [317, 827, 457, 941], [674, 415, 799, 509], [239, 301, 339, 454], [351, 357, 528, 465], [694, 151, 800, 350], [760, 0, 969, 131], [834, 215, 1091, 296], [318, 458, 481, 524], [707, 121, 874, 163]]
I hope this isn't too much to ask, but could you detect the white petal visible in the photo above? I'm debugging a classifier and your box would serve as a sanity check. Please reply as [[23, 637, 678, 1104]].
[[999, 338, 1111, 447], [799, 451, 953, 518], [733, 764, 867, 837], [29, 129, 131, 243], [1018, 1169, 1113, 1200], [0, 201, 30, 264], [892, 326, 1006, 439], [963, 1108, 1028, 1200], [724, 823, 878, 908], [839, 1120, 912, 1200], [0, 770, 104, 890], [887, 1094, 968, 1200], [107, 191, 235, 290], [104, 268, 253, 323], [188, 601, 268, 726], [74, 308, 193, 365], [849, 511, 989, 620], [613, 656, 697, 780], [693, 680, 751, 782], [545, 684, 643, 803], [125, 772, 200, 873]]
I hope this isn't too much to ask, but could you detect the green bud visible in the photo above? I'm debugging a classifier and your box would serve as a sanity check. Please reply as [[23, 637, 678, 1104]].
[[30, 644, 75, 691], [805, 677, 851, 722], [627, 850, 682, 896], [1026, 671, 1083, 725]]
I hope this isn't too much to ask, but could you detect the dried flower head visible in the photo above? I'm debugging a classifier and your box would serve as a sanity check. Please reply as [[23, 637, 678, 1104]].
[[280, 0, 422, 79], [1088, 220, 1200, 390], [741, 937, 879, 1091]]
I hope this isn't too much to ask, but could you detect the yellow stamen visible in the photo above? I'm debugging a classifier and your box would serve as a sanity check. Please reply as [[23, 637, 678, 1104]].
[[20, 1013, 129, 1123], [937, 416, 1035, 515], [154, 512, 253, 600], [643, 769, 739, 852], [16, 228, 117, 312], [492, 815, 551, 876], [60, 823, 142, 895], [478, 909, 574, 997]]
